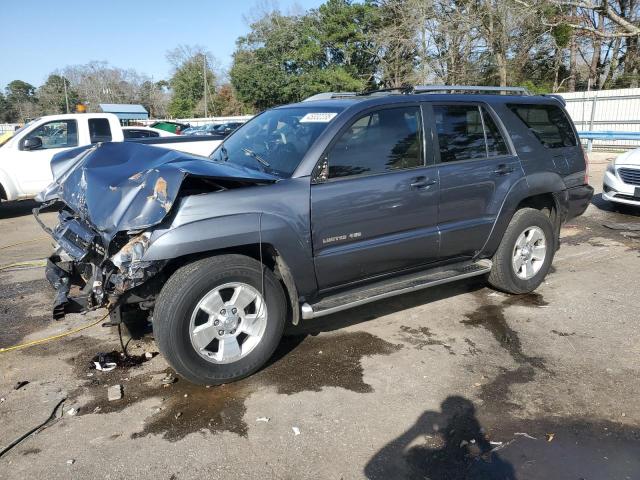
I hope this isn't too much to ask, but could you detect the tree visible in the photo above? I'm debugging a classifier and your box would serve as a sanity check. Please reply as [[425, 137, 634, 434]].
[[166, 45, 217, 118], [230, 1, 381, 110], [6, 80, 39, 122], [37, 74, 79, 115], [0, 92, 15, 122]]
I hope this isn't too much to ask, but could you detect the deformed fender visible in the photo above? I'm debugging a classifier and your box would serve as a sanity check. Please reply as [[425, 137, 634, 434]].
[[477, 171, 567, 258], [142, 212, 318, 298]]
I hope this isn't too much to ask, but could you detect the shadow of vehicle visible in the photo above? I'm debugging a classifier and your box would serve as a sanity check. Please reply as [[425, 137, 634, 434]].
[[285, 277, 487, 337], [364, 396, 516, 480]]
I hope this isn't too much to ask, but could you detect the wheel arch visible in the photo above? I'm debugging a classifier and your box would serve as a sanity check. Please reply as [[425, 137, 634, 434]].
[[478, 177, 566, 259]]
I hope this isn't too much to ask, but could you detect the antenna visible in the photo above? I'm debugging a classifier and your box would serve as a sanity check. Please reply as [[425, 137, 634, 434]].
[[203, 54, 208, 118]]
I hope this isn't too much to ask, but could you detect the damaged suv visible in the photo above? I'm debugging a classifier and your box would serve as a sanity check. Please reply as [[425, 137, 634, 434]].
[[36, 86, 593, 385]]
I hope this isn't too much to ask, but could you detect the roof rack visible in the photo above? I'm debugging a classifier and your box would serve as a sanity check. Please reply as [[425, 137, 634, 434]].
[[302, 85, 532, 102], [413, 85, 531, 95]]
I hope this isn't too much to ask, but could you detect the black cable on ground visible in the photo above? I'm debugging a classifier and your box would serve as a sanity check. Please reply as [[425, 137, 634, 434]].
[[0, 397, 66, 459]]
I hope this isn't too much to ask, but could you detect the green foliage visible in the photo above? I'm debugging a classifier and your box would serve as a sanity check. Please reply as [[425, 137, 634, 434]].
[[231, 1, 380, 110], [168, 53, 216, 118], [38, 75, 79, 114], [5, 80, 36, 103], [0, 92, 14, 122], [552, 24, 573, 49]]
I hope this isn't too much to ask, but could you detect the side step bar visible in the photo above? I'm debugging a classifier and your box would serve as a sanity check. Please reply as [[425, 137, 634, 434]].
[[301, 259, 492, 320]]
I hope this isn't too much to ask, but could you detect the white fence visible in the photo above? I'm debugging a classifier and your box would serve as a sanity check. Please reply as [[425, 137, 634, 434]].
[[559, 88, 640, 150], [0, 123, 20, 134], [138, 115, 254, 127]]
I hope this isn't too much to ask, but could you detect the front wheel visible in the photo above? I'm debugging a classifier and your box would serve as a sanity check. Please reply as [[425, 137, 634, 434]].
[[153, 254, 286, 385], [488, 208, 555, 294]]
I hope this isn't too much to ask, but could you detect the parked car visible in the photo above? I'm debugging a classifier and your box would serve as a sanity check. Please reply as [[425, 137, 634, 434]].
[[122, 126, 177, 139], [192, 122, 244, 137], [0, 113, 223, 201], [603, 148, 640, 207], [37, 86, 592, 385], [181, 126, 205, 136], [149, 121, 191, 135]]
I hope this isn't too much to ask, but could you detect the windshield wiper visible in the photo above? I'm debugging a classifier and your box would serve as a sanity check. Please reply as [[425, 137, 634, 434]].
[[242, 147, 270, 167]]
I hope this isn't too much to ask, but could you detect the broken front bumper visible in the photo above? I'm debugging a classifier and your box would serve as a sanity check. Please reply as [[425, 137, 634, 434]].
[[35, 204, 165, 320], [45, 257, 94, 320]]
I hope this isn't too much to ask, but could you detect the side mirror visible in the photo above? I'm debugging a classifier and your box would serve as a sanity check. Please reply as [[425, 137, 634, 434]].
[[23, 137, 43, 150]]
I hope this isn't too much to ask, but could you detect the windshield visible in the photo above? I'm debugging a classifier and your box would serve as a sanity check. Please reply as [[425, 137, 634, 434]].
[[210, 106, 343, 177]]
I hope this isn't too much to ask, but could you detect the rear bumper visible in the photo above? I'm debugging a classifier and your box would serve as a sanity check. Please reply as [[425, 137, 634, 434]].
[[565, 184, 594, 221]]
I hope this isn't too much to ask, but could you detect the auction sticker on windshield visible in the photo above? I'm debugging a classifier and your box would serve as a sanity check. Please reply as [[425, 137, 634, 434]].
[[299, 112, 338, 123]]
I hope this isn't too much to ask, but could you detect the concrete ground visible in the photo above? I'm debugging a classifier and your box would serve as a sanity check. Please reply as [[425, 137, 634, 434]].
[[1, 153, 639, 479]]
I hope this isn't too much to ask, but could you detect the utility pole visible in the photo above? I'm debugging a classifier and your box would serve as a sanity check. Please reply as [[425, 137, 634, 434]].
[[203, 54, 208, 118], [63, 78, 70, 114]]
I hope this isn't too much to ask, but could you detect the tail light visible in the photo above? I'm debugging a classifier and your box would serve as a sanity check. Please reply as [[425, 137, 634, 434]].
[[582, 146, 590, 184]]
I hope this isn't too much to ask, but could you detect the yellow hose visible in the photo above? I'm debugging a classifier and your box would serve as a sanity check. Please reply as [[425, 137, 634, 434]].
[[0, 237, 49, 250], [0, 260, 47, 271], [0, 311, 109, 354]]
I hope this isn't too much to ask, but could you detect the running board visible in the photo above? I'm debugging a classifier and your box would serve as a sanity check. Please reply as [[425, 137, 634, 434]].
[[301, 259, 492, 320]]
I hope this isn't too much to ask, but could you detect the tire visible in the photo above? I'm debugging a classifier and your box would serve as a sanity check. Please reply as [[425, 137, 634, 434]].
[[488, 208, 555, 294], [153, 254, 287, 385]]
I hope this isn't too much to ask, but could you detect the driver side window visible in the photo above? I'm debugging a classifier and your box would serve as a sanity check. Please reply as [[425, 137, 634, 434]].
[[326, 106, 423, 179], [22, 120, 78, 150]]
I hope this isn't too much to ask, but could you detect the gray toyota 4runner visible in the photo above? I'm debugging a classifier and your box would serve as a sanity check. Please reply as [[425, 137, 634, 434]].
[[36, 86, 593, 385]]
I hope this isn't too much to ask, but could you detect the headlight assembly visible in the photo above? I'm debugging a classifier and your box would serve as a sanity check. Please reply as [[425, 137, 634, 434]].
[[111, 232, 152, 271]]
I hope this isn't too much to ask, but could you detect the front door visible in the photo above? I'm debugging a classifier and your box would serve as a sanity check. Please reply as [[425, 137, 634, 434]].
[[311, 105, 440, 290], [12, 119, 79, 196], [432, 103, 523, 259]]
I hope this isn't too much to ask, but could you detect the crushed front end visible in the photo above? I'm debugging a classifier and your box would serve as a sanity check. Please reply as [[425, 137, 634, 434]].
[[33, 141, 278, 321], [36, 205, 165, 320]]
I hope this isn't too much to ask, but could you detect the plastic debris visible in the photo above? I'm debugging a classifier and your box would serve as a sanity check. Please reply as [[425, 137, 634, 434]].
[[514, 432, 537, 440], [14, 381, 29, 390], [256, 417, 270, 423], [66, 459, 75, 465], [546, 433, 555, 442], [161, 374, 177, 385], [107, 385, 123, 401], [175, 412, 183, 420], [67, 407, 79, 416], [144, 352, 154, 360], [489, 441, 503, 446], [292, 426, 301, 436]]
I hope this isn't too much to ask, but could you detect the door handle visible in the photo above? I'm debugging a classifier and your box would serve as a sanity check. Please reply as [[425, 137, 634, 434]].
[[494, 164, 515, 175], [410, 177, 437, 189]]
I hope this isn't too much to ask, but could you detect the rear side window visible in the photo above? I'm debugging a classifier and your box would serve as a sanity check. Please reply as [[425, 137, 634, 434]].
[[327, 106, 423, 179], [434, 105, 509, 162], [89, 118, 112, 143], [508, 104, 576, 148]]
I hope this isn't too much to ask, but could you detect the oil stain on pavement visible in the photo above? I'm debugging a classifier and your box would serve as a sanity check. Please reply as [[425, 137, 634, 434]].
[[61, 331, 401, 441]]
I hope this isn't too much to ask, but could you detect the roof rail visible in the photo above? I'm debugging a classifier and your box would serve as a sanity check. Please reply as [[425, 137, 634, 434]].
[[413, 85, 531, 95], [302, 92, 357, 102]]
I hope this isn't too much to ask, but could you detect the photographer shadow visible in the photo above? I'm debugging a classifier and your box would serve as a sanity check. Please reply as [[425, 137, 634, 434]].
[[364, 396, 516, 480]]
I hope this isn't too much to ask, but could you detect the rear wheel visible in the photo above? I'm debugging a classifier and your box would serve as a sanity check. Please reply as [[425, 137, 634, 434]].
[[488, 208, 555, 294], [153, 254, 286, 385]]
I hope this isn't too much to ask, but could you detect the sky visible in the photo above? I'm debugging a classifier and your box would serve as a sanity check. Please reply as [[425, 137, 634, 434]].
[[0, 0, 324, 90]]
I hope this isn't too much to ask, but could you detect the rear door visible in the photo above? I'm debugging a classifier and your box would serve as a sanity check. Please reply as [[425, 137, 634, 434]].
[[431, 103, 523, 259], [311, 104, 440, 290]]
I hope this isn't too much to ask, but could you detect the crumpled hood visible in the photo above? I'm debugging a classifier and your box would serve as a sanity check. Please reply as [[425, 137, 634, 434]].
[[38, 142, 277, 239]]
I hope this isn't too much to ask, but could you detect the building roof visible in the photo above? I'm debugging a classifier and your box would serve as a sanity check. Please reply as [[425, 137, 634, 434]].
[[99, 104, 148, 120]]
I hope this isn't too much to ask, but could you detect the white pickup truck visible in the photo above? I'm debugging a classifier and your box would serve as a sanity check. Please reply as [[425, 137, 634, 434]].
[[0, 113, 223, 201]]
